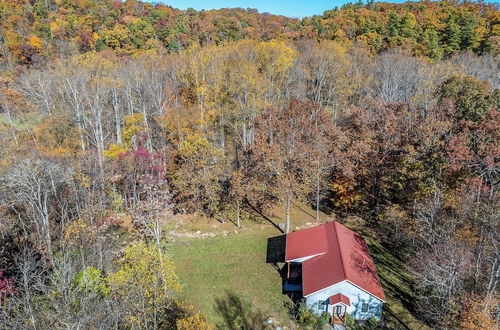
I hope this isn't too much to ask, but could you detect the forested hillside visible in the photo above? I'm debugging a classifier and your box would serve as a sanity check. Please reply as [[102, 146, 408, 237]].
[[0, 0, 499, 65], [0, 0, 499, 329]]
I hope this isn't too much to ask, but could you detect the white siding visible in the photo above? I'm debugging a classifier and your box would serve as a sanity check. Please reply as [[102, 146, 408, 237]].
[[286, 252, 326, 263], [304, 280, 383, 320]]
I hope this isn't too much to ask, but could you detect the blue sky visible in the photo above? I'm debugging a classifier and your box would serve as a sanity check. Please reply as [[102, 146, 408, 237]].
[[148, 1, 407, 18]]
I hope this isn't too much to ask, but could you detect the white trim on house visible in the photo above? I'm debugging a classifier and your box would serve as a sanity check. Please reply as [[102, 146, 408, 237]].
[[345, 280, 386, 303], [331, 301, 350, 307], [330, 300, 349, 307], [285, 252, 326, 263], [303, 279, 386, 303]]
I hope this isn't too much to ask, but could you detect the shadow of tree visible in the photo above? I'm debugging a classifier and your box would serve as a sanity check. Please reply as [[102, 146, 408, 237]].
[[245, 200, 283, 233], [214, 291, 269, 330], [343, 224, 425, 329], [367, 242, 426, 329]]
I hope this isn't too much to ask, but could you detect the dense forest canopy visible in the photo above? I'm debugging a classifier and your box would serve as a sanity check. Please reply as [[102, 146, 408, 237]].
[[0, 0, 498, 329], [0, 0, 499, 65]]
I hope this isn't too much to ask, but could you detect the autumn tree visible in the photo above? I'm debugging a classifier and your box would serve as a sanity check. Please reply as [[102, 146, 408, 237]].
[[440, 75, 499, 123], [252, 100, 325, 232], [459, 295, 497, 330], [171, 133, 225, 215], [256, 40, 296, 105], [108, 242, 182, 328], [0, 269, 16, 305]]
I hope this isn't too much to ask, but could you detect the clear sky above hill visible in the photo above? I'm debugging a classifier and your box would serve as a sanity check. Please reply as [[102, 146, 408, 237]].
[[151, 0, 409, 18]]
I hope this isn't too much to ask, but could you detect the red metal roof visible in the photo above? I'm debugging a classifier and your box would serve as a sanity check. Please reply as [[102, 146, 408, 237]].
[[285, 224, 329, 261], [285, 221, 386, 302], [329, 293, 351, 306]]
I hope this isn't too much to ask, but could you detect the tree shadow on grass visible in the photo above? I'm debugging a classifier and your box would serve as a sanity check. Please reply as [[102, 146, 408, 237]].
[[245, 200, 283, 233], [214, 291, 269, 330], [367, 241, 426, 329]]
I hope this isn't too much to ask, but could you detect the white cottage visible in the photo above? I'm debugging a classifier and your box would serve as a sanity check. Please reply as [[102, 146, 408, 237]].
[[284, 221, 386, 325]]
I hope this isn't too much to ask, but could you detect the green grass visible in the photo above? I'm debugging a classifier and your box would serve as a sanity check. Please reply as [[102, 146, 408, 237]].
[[167, 206, 427, 329], [167, 226, 293, 326]]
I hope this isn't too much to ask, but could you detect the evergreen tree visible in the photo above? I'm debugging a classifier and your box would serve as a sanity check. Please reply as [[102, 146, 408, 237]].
[[459, 14, 478, 50], [443, 16, 461, 55], [423, 28, 443, 61], [388, 11, 401, 38]]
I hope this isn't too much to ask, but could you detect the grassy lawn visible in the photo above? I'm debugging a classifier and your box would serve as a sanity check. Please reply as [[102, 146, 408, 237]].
[[167, 205, 427, 329], [167, 225, 293, 327]]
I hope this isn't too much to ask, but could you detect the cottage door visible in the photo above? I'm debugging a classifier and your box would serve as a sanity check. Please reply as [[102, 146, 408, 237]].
[[335, 304, 344, 317]]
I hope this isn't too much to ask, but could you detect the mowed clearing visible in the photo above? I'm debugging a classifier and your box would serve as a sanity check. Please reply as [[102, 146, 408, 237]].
[[168, 225, 293, 326], [167, 206, 428, 329]]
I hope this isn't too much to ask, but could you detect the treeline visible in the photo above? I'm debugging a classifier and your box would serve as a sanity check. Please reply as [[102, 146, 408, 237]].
[[0, 0, 498, 328], [0, 0, 499, 65], [0, 38, 498, 327]]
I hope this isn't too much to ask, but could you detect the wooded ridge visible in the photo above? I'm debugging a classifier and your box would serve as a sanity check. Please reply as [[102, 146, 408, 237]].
[[0, 0, 498, 329]]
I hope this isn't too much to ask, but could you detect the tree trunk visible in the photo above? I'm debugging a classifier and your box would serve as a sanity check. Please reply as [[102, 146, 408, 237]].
[[112, 89, 122, 145], [285, 194, 291, 233], [316, 161, 321, 221], [236, 200, 241, 228], [486, 255, 499, 297]]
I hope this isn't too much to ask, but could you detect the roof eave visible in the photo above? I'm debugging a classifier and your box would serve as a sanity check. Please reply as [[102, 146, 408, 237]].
[[303, 279, 386, 303], [331, 302, 350, 307], [285, 252, 327, 263]]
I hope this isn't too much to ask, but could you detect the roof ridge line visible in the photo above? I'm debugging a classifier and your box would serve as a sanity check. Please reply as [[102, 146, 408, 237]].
[[332, 221, 347, 281]]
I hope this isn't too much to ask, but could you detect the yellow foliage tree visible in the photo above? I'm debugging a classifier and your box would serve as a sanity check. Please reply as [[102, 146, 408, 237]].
[[180, 44, 225, 124], [176, 313, 214, 330], [108, 242, 181, 328], [100, 23, 132, 53], [63, 219, 90, 246], [103, 113, 146, 158], [459, 295, 497, 330], [122, 113, 147, 148], [28, 35, 43, 52], [330, 176, 361, 210], [174, 133, 225, 214], [103, 144, 127, 159], [256, 39, 296, 76], [34, 115, 82, 157], [256, 39, 296, 104]]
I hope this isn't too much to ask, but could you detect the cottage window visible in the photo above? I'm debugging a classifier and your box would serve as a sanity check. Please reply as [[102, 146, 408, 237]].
[[361, 302, 369, 313], [318, 299, 328, 311]]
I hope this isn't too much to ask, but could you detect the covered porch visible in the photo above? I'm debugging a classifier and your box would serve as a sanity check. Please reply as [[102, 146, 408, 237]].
[[283, 262, 302, 292], [329, 293, 350, 325]]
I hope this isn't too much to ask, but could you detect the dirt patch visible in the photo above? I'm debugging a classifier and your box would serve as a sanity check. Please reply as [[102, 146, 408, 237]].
[[98, 213, 135, 232]]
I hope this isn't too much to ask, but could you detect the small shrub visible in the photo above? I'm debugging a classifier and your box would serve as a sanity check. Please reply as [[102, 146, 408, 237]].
[[345, 313, 355, 327], [72, 266, 109, 297], [368, 316, 379, 327], [176, 313, 214, 330], [296, 302, 330, 329]]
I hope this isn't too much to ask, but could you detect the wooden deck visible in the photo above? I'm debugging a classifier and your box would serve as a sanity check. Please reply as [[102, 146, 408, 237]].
[[331, 315, 346, 325]]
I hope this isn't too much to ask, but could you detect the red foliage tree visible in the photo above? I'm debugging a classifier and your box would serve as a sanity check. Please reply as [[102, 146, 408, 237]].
[[0, 269, 16, 304]]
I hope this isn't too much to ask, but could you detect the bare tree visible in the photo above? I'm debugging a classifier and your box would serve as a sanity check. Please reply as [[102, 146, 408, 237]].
[[372, 50, 429, 104], [453, 52, 500, 89], [133, 175, 173, 252], [412, 240, 472, 325], [1, 158, 73, 263], [18, 69, 55, 116]]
